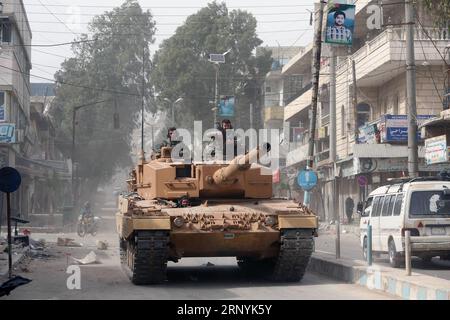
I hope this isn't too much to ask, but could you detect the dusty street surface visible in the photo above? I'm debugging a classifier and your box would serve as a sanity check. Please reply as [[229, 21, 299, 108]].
[[0, 227, 397, 300]]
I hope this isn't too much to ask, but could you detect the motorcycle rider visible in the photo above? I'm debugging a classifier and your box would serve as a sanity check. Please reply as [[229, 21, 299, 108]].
[[80, 201, 93, 223]]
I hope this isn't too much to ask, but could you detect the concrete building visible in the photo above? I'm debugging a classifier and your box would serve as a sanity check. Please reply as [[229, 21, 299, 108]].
[[259, 46, 304, 197], [0, 0, 32, 227], [283, 1, 449, 222]]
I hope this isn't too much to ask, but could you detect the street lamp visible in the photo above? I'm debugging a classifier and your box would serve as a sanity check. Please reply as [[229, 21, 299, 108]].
[[71, 99, 110, 220], [209, 49, 231, 126], [164, 97, 183, 125]]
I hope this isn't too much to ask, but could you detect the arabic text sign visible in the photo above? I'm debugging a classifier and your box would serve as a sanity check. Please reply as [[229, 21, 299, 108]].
[[325, 4, 355, 46], [425, 135, 448, 165], [0, 123, 16, 143], [381, 115, 434, 142]]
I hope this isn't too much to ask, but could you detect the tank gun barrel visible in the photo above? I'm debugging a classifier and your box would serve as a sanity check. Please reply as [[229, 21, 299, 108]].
[[211, 143, 271, 185]]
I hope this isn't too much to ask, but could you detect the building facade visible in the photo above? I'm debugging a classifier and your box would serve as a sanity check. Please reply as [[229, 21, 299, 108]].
[[282, 0, 449, 222], [0, 0, 32, 227]]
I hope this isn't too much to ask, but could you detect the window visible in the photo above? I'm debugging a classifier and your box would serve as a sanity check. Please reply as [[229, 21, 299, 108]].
[[409, 191, 450, 216], [341, 105, 346, 138], [0, 19, 11, 43], [356, 103, 371, 128], [387, 194, 397, 216], [371, 196, 382, 217], [382, 195, 394, 216], [362, 197, 373, 217], [393, 194, 403, 216]]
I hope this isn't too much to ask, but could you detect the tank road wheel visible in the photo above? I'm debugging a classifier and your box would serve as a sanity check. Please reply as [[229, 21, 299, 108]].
[[119, 237, 127, 265], [122, 231, 170, 285], [270, 229, 314, 282]]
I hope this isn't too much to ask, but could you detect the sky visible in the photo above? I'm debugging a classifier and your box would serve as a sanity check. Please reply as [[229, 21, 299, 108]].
[[23, 0, 316, 83]]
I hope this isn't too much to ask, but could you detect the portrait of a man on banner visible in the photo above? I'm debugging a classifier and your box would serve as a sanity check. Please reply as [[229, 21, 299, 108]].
[[325, 4, 355, 46]]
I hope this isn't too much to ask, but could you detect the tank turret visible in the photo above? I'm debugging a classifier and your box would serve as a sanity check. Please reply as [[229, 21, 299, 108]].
[[209, 143, 271, 185]]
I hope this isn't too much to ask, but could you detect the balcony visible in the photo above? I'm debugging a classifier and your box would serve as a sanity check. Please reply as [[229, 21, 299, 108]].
[[337, 27, 449, 87], [284, 87, 312, 121]]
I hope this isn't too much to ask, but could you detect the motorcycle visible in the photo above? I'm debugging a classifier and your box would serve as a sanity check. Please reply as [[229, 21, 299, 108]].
[[77, 214, 100, 237]]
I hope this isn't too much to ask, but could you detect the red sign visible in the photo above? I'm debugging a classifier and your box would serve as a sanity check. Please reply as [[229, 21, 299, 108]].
[[273, 168, 280, 184]]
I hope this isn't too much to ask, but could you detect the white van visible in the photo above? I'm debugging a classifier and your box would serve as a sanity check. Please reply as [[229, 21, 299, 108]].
[[359, 177, 450, 267]]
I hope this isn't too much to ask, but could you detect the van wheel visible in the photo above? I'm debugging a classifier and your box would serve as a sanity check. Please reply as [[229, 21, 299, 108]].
[[362, 237, 368, 260], [388, 239, 402, 268]]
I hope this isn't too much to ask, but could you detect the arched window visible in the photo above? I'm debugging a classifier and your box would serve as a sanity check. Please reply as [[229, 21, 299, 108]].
[[341, 105, 346, 137], [356, 103, 371, 128]]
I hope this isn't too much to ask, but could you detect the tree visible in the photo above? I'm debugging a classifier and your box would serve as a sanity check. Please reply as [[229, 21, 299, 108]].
[[50, 0, 156, 203], [152, 1, 272, 130], [421, 0, 450, 27]]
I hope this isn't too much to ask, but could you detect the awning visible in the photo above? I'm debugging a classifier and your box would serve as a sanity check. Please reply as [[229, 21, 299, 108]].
[[284, 88, 312, 121]]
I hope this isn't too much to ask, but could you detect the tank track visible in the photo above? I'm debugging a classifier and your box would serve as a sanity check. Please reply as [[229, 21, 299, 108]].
[[237, 229, 314, 282], [120, 231, 170, 285], [270, 229, 314, 282]]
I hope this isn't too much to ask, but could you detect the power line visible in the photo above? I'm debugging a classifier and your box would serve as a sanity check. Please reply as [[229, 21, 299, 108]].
[[37, 0, 78, 37], [0, 63, 141, 97], [16, 3, 315, 9]]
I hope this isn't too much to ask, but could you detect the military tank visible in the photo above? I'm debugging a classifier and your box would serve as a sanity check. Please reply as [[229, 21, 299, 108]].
[[116, 143, 318, 284]]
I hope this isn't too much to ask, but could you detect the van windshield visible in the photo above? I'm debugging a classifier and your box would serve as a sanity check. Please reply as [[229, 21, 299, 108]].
[[409, 191, 450, 216]]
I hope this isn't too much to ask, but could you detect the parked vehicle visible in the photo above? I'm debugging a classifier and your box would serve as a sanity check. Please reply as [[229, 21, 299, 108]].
[[359, 176, 450, 267]]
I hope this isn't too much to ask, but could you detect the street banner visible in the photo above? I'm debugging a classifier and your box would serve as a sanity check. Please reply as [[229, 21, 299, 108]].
[[219, 95, 235, 117], [0, 123, 15, 143], [425, 135, 448, 165], [325, 3, 355, 46]]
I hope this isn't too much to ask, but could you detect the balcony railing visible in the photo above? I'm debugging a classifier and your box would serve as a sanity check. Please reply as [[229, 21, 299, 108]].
[[284, 82, 313, 106], [337, 27, 449, 74]]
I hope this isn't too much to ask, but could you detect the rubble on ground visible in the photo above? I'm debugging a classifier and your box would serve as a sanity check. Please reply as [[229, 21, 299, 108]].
[[72, 251, 99, 265], [96, 240, 108, 250], [57, 238, 82, 247]]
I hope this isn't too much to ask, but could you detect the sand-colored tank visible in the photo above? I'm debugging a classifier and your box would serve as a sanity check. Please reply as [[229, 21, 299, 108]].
[[117, 143, 318, 284]]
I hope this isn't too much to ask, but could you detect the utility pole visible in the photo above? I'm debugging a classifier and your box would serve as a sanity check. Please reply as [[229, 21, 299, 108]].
[[352, 59, 358, 140], [304, 0, 325, 206], [405, 0, 418, 178], [330, 47, 339, 259], [249, 103, 254, 129], [71, 100, 108, 221], [140, 46, 146, 162], [214, 64, 219, 126]]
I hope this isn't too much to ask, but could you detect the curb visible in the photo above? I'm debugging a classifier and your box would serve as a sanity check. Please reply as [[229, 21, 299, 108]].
[[307, 253, 450, 300]]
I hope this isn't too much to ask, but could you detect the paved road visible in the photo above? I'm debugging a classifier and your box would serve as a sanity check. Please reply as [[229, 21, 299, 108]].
[[1, 230, 395, 300], [315, 230, 450, 280]]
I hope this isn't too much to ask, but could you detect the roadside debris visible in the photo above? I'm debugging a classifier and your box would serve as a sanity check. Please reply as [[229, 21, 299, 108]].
[[57, 238, 82, 247], [96, 240, 108, 250], [0, 276, 32, 297], [71, 251, 99, 265], [29, 238, 45, 251]]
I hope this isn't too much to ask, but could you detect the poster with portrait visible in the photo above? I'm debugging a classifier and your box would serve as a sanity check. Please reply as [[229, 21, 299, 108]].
[[219, 95, 235, 117], [325, 3, 355, 46]]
